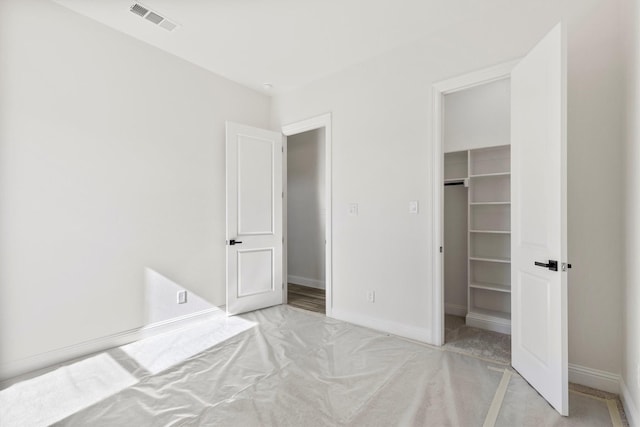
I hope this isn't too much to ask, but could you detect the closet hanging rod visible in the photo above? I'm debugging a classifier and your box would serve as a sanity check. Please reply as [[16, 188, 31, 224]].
[[444, 178, 468, 187]]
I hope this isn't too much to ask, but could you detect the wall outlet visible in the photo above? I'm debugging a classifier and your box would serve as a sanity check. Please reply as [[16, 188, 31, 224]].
[[177, 290, 187, 304], [366, 290, 375, 303]]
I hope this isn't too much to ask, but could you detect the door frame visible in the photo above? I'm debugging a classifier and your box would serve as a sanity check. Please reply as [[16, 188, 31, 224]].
[[282, 113, 333, 316], [431, 61, 518, 345]]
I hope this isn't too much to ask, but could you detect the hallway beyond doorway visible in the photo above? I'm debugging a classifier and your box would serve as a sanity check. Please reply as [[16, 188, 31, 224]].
[[287, 284, 325, 314]]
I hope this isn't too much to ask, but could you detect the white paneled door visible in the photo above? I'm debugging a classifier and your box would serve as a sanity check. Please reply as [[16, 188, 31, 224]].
[[226, 122, 283, 315], [511, 23, 568, 415]]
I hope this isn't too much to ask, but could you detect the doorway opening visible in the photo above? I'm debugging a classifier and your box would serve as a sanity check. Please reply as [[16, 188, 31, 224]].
[[285, 128, 326, 313], [282, 114, 332, 316], [433, 65, 516, 363]]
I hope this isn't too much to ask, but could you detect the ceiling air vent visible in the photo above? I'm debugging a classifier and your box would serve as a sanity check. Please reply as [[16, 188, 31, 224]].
[[130, 3, 148, 17], [158, 20, 178, 32], [145, 11, 164, 25], [129, 3, 179, 32]]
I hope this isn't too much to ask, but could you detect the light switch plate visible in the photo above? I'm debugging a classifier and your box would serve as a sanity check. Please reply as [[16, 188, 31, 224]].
[[409, 200, 419, 214], [348, 203, 359, 216]]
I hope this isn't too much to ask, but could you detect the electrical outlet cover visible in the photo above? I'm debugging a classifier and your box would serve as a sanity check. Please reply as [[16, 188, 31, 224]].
[[367, 291, 375, 303], [177, 290, 187, 304]]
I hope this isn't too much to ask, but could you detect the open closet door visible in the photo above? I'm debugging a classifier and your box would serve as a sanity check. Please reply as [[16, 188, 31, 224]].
[[226, 122, 283, 315], [511, 23, 568, 415]]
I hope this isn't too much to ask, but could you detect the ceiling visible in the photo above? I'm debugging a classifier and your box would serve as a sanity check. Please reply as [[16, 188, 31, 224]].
[[51, 0, 523, 95], [53, 0, 594, 93]]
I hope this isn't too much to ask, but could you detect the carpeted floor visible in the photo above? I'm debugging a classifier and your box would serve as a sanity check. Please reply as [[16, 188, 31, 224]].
[[444, 314, 511, 364]]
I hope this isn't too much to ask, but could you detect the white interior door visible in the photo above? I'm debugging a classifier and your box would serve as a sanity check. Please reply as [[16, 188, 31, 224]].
[[511, 23, 568, 415], [226, 122, 283, 315]]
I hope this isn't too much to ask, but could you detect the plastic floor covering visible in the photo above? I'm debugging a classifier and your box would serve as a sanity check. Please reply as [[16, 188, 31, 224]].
[[0, 305, 625, 426]]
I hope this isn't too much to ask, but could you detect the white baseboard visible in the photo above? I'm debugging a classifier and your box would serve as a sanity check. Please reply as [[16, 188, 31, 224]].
[[0, 307, 223, 383], [288, 275, 325, 289], [445, 303, 467, 317], [620, 378, 639, 427], [466, 312, 511, 334], [330, 308, 432, 343], [568, 363, 620, 394]]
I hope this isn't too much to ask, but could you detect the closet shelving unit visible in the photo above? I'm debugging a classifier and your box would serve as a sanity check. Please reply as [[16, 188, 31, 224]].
[[467, 145, 511, 333], [445, 145, 511, 334]]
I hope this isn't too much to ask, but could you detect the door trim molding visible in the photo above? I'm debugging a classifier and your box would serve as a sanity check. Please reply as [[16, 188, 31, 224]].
[[431, 61, 518, 345], [282, 113, 333, 317]]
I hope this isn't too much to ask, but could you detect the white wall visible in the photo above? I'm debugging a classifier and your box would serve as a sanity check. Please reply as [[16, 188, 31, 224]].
[[565, 0, 624, 380], [271, 0, 625, 378], [622, 0, 640, 422], [287, 129, 326, 289], [0, 0, 270, 378], [444, 79, 510, 153]]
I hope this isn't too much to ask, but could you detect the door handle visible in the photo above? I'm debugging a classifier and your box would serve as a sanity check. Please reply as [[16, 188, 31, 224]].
[[229, 239, 243, 246], [534, 260, 558, 271]]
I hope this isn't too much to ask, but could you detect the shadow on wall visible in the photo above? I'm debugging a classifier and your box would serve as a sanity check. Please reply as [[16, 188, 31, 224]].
[[144, 268, 216, 325]]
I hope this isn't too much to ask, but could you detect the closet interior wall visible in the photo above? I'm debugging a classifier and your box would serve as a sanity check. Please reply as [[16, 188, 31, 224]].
[[444, 153, 468, 317]]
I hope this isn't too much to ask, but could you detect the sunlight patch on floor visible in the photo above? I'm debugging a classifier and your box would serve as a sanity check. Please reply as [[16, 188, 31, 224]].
[[121, 315, 256, 375], [0, 353, 137, 427]]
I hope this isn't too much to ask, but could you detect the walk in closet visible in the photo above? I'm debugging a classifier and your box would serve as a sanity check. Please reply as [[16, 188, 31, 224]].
[[443, 78, 511, 335]]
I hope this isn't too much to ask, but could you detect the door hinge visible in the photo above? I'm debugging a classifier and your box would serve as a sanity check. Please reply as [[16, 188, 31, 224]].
[[282, 146, 284, 153], [282, 191, 284, 198]]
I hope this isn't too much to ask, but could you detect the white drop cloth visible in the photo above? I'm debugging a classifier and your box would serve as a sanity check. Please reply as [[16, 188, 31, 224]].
[[2, 305, 621, 426]]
